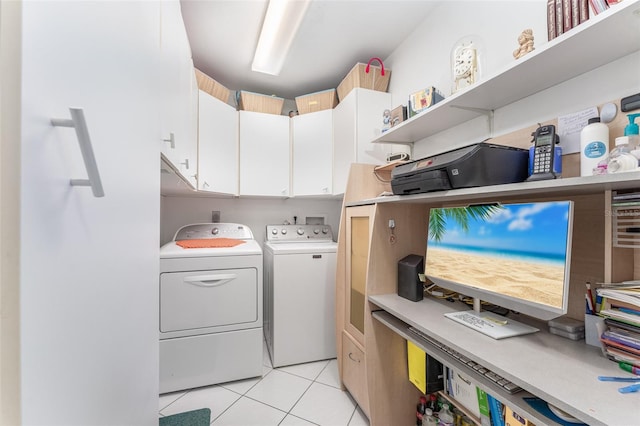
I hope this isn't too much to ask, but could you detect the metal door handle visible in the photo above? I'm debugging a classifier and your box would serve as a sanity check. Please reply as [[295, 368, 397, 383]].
[[51, 108, 104, 198], [163, 132, 175, 149], [183, 273, 237, 287]]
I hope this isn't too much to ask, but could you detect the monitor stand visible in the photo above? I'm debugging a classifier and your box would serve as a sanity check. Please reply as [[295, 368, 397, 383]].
[[444, 298, 539, 340]]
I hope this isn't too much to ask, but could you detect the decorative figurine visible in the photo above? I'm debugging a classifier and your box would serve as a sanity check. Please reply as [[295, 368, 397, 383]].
[[382, 109, 391, 132], [513, 29, 534, 59]]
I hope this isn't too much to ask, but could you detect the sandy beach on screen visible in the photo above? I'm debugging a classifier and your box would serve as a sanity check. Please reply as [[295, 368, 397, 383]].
[[426, 248, 565, 308]]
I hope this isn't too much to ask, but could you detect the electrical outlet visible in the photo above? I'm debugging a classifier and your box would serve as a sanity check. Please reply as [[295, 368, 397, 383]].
[[212, 210, 221, 223]]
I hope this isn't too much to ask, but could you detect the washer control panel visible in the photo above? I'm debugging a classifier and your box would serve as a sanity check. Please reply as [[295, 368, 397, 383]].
[[266, 224, 333, 242], [174, 223, 254, 241]]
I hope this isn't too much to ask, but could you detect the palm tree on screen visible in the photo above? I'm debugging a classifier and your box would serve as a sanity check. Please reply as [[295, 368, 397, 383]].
[[428, 204, 504, 242]]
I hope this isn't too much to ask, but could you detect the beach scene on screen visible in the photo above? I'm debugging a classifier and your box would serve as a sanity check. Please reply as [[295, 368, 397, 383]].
[[426, 202, 570, 309]]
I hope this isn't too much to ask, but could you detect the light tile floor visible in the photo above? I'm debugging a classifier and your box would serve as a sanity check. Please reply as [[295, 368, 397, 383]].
[[159, 340, 370, 426]]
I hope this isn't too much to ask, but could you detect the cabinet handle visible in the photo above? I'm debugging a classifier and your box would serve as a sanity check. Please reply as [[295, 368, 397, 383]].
[[203, 181, 210, 188], [51, 108, 104, 198], [180, 158, 190, 169], [348, 352, 360, 363], [163, 132, 175, 149]]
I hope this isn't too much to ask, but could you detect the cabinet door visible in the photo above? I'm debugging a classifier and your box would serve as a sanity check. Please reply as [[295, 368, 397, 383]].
[[332, 88, 394, 195], [198, 90, 238, 194], [20, 1, 160, 424], [345, 205, 375, 345], [239, 111, 290, 196], [332, 92, 357, 195], [160, 0, 196, 187], [292, 109, 333, 196]]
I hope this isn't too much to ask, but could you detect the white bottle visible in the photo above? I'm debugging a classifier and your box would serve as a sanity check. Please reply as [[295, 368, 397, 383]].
[[580, 117, 609, 176], [422, 408, 438, 426], [437, 403, 454, 426]]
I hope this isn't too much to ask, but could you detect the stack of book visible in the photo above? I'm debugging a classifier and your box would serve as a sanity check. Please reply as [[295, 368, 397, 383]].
[[596, 283, 640, 366], [546, 0, 623, 41]]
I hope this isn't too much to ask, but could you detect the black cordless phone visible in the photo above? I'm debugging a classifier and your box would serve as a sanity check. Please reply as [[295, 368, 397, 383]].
[[531, 125, 556, 175]]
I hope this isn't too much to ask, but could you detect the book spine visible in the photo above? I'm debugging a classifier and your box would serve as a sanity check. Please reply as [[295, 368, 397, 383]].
[[579, 0, 590, 23], [563, 0, 573, 31], [571, 0, 580, 27], [556, 0, 564, 36], [547, 0, 557, 40], [588, 0, 602, 14], [487, 394, 505, 426]]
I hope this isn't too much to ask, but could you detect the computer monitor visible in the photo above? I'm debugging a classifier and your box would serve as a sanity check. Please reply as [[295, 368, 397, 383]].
[[425, 200, 573, 338]]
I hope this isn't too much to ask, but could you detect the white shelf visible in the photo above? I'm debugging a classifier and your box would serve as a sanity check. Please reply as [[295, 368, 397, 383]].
[[372, 0, 640, 145], [347, 170, 640, 207]]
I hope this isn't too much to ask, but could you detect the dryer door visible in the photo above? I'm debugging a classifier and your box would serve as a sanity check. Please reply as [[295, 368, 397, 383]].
[[160, 268, 258, 332]]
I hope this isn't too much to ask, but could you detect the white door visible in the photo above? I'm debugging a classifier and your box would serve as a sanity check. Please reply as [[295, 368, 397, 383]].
[[20, 2, 160, 424], [292, 110, 333, 196], [239, 111, 290, 196], [198, 90, 239, 194]]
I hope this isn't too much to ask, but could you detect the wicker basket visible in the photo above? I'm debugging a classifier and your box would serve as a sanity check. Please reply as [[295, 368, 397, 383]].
[[194, 68, 230, 104], [295, 89, 338, 114], [238, 91, 284, 115], [337, 60, 391, 102]]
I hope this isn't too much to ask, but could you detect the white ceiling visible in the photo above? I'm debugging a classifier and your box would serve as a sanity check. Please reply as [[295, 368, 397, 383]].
[[180, 0, 437, 100]]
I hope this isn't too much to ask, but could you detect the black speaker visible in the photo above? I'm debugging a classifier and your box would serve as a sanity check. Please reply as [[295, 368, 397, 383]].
[[398, 254, 424, 302]]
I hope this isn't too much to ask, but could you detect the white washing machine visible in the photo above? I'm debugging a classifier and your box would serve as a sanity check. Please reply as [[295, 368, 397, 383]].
[[159, 223, 263, 393], [264, 224, 337, 368]]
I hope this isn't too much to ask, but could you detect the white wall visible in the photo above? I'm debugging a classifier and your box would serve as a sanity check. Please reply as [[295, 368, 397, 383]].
[[160, 196, 343, 246], [385, 1, 640, 158]]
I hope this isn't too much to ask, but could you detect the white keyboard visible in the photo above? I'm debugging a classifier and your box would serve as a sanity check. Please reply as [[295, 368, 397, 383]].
[[445, 310, 539, 340], [407, 326, 523, 394]]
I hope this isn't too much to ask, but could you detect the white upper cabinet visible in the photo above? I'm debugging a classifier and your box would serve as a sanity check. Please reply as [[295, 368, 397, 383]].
[[292, 110, 333, 196], [198, 90, 239, 195], [333, 88, 394, 195], [159, 0, 197, 187], [239, 111, 290, 197]]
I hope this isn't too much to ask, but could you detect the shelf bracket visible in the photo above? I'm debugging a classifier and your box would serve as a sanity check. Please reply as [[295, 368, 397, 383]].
[[449, 105, 495, 137]]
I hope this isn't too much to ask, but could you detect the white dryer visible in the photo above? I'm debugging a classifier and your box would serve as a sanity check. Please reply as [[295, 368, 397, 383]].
[[264, 224, 337, 368], [159, 223, 263, 393]]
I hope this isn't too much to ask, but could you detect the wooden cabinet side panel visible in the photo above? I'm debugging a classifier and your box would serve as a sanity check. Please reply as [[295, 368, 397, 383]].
[[365, 203, 429, 425]]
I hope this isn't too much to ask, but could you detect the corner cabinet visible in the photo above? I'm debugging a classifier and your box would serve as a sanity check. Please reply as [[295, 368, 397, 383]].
[[239, 111, 290, 197], [339, 163, 640, 426], [197, 90, 238, 195], [333, 88, 409, 195]]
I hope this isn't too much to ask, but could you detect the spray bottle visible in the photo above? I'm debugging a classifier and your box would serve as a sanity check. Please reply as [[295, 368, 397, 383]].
[[608, 113, 640, 173], [624, 113, 640, 150]]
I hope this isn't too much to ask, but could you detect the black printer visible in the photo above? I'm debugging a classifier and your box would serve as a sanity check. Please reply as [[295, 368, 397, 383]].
[[391, 142, 528, 195]]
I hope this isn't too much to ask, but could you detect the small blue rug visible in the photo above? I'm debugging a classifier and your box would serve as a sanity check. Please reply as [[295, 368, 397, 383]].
[[159, 408, 211, 426]]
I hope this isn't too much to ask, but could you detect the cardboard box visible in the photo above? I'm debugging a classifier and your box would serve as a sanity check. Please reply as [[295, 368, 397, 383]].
[[336, 62, 391, 102], [295, 89, 338, 114], [194, 68, 230, 104], [238, 91, 284, 115]]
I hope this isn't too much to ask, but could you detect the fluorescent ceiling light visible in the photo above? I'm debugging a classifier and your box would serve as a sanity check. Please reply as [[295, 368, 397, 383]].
[[252, 0, 311, 76]]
